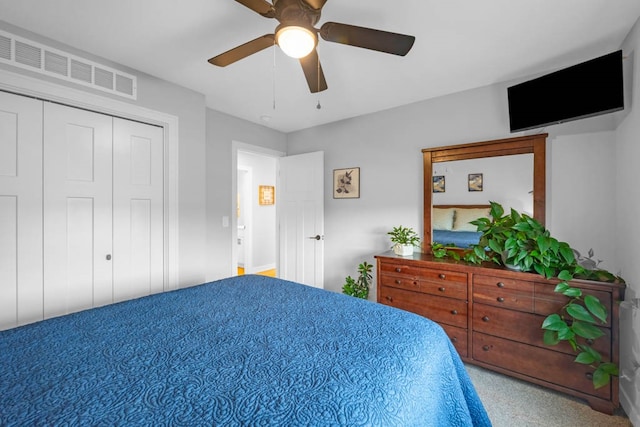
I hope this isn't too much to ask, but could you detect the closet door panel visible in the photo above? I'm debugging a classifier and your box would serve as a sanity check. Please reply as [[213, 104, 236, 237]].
[[0, 92, 43, 330], [44, 103, 113, 318], [113, 118, 164, 301]]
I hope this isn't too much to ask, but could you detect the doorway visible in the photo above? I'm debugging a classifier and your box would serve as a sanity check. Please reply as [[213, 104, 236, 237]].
[[233, 144, 281, 277]]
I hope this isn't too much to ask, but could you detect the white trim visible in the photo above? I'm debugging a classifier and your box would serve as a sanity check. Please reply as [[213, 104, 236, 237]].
[[0, 68, 179, 290]]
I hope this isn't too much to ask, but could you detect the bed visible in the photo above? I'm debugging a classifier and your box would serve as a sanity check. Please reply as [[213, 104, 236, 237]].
[[432, 205, 491, 248], [0, 275, 491, 426]]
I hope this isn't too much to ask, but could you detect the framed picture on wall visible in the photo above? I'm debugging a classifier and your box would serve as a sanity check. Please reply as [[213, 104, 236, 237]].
[[468, 173, 483, 192], [333, 167, 360, 199], [259, 185, 275, 205], [433, 175, 445, 193]]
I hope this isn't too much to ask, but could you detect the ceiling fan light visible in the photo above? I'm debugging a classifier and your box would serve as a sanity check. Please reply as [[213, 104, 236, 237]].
[[276, 26, 316, 59]]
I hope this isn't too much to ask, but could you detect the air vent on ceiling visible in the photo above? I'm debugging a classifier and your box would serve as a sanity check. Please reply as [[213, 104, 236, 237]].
[[0, 29, 137, 99]]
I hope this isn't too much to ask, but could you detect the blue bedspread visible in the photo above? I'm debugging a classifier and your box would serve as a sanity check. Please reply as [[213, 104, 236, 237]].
[[0, 275, 491, 426], [433, 229, 482, 248]]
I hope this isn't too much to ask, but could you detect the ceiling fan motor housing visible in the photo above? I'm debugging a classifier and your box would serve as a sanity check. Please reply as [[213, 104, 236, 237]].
[[273, 0, 322, 26]]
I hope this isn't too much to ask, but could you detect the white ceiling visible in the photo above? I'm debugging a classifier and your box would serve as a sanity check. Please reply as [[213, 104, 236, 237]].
[[1, 0, 639, 133]]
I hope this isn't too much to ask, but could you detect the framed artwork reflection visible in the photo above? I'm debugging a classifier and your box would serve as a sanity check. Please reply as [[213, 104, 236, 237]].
[[333, 167, 360, 199], [433, 175, 445, 193], [468, 173, 483, 192]]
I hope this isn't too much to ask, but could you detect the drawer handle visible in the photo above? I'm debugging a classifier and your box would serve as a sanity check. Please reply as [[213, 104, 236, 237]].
[[497, 282, 505, 288], [585, 372, 593, 380], [438, 287, 446, 292], [482, 316, 490, 322], [386, 296, 393, 302], [482, 345, 490, 352], [451, 337, 458, 343], [438, 273, 446, 279], [497, 297, 505, 303], [585, 339, 594, 346], [395, 279, 402, 285], [395, 267, 402, 273], [451, 310, 458, 315]]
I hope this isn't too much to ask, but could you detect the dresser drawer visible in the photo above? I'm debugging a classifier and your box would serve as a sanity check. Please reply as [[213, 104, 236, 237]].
[[419, 272, 467, 300], [473, 275, 534, 312], [379, 262, 426, 278], [473, 332, 610, 399], [473, 303, 611, 359], [379, 285, 468, 328], [380, 273, 421, 292], [533, 283, 612, 327], [440, 323, 468, 358]]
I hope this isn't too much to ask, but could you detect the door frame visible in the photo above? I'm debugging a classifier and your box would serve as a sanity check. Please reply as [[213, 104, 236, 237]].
[[0, 68, 180, 290], [231, 141, 285, 276], [236, 166, 253, 273]]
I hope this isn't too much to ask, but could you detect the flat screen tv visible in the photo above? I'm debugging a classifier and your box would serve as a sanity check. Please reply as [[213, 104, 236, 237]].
[[507, 50, 624, 132]]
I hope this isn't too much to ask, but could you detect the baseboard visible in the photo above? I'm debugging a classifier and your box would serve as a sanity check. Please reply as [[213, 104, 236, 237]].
[[620, 385, 639, 426], [246, 263, 276, 274]]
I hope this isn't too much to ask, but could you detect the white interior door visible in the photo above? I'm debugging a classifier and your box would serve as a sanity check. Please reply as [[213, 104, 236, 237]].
[[113, 118, 164, 301], [43, 102, 113, 318], [278, 151, 324, 288], [0, 91, 43, 330]]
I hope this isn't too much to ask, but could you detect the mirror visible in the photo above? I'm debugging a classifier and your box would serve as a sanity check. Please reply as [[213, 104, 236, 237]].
[[422, 134, 547, 253]]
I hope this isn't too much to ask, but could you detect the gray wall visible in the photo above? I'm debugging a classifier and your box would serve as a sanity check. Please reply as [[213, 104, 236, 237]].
[[286, 85, 619, 295]]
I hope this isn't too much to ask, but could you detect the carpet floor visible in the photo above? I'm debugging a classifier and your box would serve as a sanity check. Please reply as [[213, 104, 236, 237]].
[[466, 364, 632, 426]]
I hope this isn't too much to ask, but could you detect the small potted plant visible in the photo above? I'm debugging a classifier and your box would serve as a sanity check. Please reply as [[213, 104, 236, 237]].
[[388, 225, 420, 256], [342, 261, 373, 299]]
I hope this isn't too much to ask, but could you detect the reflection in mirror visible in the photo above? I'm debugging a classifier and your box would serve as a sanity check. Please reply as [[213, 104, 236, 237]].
[[422, 134, 547, 253], [431, 154, 533, 248]]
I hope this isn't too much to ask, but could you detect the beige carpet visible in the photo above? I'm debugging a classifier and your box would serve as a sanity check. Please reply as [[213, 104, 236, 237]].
[[466, 364, 632, 427]]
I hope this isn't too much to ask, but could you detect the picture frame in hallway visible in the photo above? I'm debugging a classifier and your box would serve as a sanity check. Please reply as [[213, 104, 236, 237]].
[[333, 167, 360, 199], [259, 185, 275, 205]]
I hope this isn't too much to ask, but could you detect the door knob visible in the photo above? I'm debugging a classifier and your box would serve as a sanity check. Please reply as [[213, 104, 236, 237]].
[[308, 235, 322, 240], [106, 254, 112, 261]]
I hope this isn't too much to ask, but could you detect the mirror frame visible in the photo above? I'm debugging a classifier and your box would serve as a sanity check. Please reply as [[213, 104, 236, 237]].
[[422, 133, 547, 253]]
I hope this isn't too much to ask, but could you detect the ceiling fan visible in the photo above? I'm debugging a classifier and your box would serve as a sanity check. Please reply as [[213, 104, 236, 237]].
[[208, 0, 416, 93]]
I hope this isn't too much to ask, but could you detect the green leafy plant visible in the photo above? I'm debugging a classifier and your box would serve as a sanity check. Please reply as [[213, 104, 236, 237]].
[[387, 225, 420, 247], [342, 261, 373, 299], [431, 242, 460, 260], [460, 201, 623, 389]]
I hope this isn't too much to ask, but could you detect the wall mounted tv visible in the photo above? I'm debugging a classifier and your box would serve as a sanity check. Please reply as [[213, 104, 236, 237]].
[[507, 50, 624, 132]]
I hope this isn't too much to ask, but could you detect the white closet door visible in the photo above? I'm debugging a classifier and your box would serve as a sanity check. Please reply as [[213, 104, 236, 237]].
[[43, 103, 113, 318], [0, 92, 43, 330], [113, 118, 164, 301]]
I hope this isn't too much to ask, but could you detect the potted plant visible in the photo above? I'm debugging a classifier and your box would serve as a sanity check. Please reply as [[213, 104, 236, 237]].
[[342, 261, 373, 299], [459, 201, 624, 388], [388, 225, 420, 256]]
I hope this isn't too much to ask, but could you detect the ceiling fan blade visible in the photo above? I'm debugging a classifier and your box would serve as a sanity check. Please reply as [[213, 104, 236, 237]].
[[299, 49, 327, 93], [301, 0, 328, 10], [208, 34, 275, 67], [234, 0, 275, 17], [320, 22, 415, 56]]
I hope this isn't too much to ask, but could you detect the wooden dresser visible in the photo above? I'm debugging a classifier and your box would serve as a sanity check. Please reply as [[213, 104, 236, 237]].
[[375, 251, 625, 414]]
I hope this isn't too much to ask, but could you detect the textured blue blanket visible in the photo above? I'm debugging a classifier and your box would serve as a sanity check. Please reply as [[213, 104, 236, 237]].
[[0, 275, 491, 426]]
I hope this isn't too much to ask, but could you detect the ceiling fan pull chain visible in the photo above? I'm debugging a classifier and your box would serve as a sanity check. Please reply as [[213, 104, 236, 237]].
[[316, 57, 322, 110], [272, 40, 277, 110]]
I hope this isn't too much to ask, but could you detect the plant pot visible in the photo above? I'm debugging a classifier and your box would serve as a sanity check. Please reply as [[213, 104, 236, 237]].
[[501, 251, 521, 271], [393, 244, 414, 257]]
